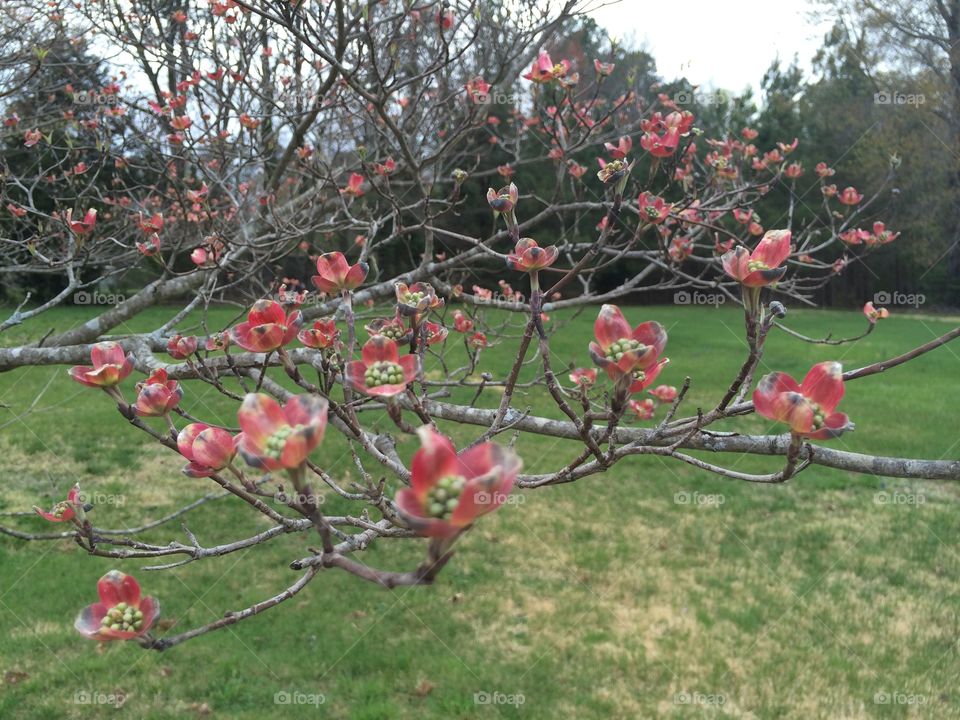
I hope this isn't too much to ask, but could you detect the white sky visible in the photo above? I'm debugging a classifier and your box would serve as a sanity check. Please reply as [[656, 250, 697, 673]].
[[587, 0, 833, 96]]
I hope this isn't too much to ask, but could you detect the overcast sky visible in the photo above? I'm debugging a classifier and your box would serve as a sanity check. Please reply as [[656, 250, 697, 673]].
[[586, 0, 833, 96]]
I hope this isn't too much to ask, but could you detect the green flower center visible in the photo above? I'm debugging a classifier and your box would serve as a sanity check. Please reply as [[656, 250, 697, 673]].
[[51, 501, 71, 519], [426, 474, 466, 519], [381, 326, 404, 340], [604, 338, 644, 362], [100, 602, 144, 633], [811, 403, 825, 429], [401, 291, 425, 305], [364, 361, 405, 388], [747, 259, 770, 272], [265, 424, 306, 459]]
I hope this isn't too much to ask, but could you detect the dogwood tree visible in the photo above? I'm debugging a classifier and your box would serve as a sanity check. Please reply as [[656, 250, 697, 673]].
[[1, 0, 957, 650]]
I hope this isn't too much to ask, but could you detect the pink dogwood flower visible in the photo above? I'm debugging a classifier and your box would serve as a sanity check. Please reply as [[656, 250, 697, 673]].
[[69, 342, 134, 388], [753, 362, 853, 440], [507, 238, 558, 272], [237, 393, 328, 471], [311, 252, 368, 294], [346, 336, 420, 398], [177, 423, 239, 477], [628, 398, 656, 420], [569, 368, 597, 387], [166, 334, 198, 360], [134, 369, 183, 416], [34, 484, 83, 523], [649, 385, 678, 403], [75, 571, 159, 641], [395, 426, 522, 538], [232, 300, 303, 353], [65, 208, 97, 235], [721, 230, 791, 288], [589, 305, 668, 390], [298, 318, 340, 350], [863, 302, 890, 323]]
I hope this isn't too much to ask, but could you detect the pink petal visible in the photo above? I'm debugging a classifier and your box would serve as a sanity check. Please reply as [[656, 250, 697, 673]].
[[192, 427, 235, 469], [721, 246, 749, 281], [344, 360, 368, 393], [97, 570, 140, 607], [311, 275, 338, 294], [753, 372, 801, 422], [68, 366, 99, 387], [232, 322, 285, 352], [361, 335, 400, 365], [177, 423, 209, 461], [805, 412, 853, 439], [343, 262, 368, 289], [631, 321, 667, 359], [75, 602, 108, 639], [800, 361, 844, 414], [411, 427, 459, 499], [237, 394, 285, 447], [751, 229, 791, 268], [399, 354, 420, 383], [247, 299, 286, 326], [91, 341, 125, 368], [594, 305, 632, 348]]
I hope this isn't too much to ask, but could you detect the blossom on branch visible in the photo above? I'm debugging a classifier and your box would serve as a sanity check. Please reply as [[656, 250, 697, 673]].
[[569, 368, 597, 387], [588, 305, 668, 392], [721, 229, 791, 288], [75, 571, 159, 641], [346, 336, 420, 398], [507, 238, 558, 272], [298, 318, 341, 350], [232, 300, 303, 353], [863, 302, 890, 323], [69, 342, 134, 389], [33, 484, 82, 523], [134, 369, 183, 416], [237, 394, 329, 471], [167, 334, 198, 360], [395, 427, 522, 537], [311, 252, 368, 294], [177, 423, 239, 477], [65, 208, 97, 235], [753, 362, 853, 440]]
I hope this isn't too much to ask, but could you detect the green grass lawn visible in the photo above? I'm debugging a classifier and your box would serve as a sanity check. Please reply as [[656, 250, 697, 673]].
[[1, 302, 960, 718]]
